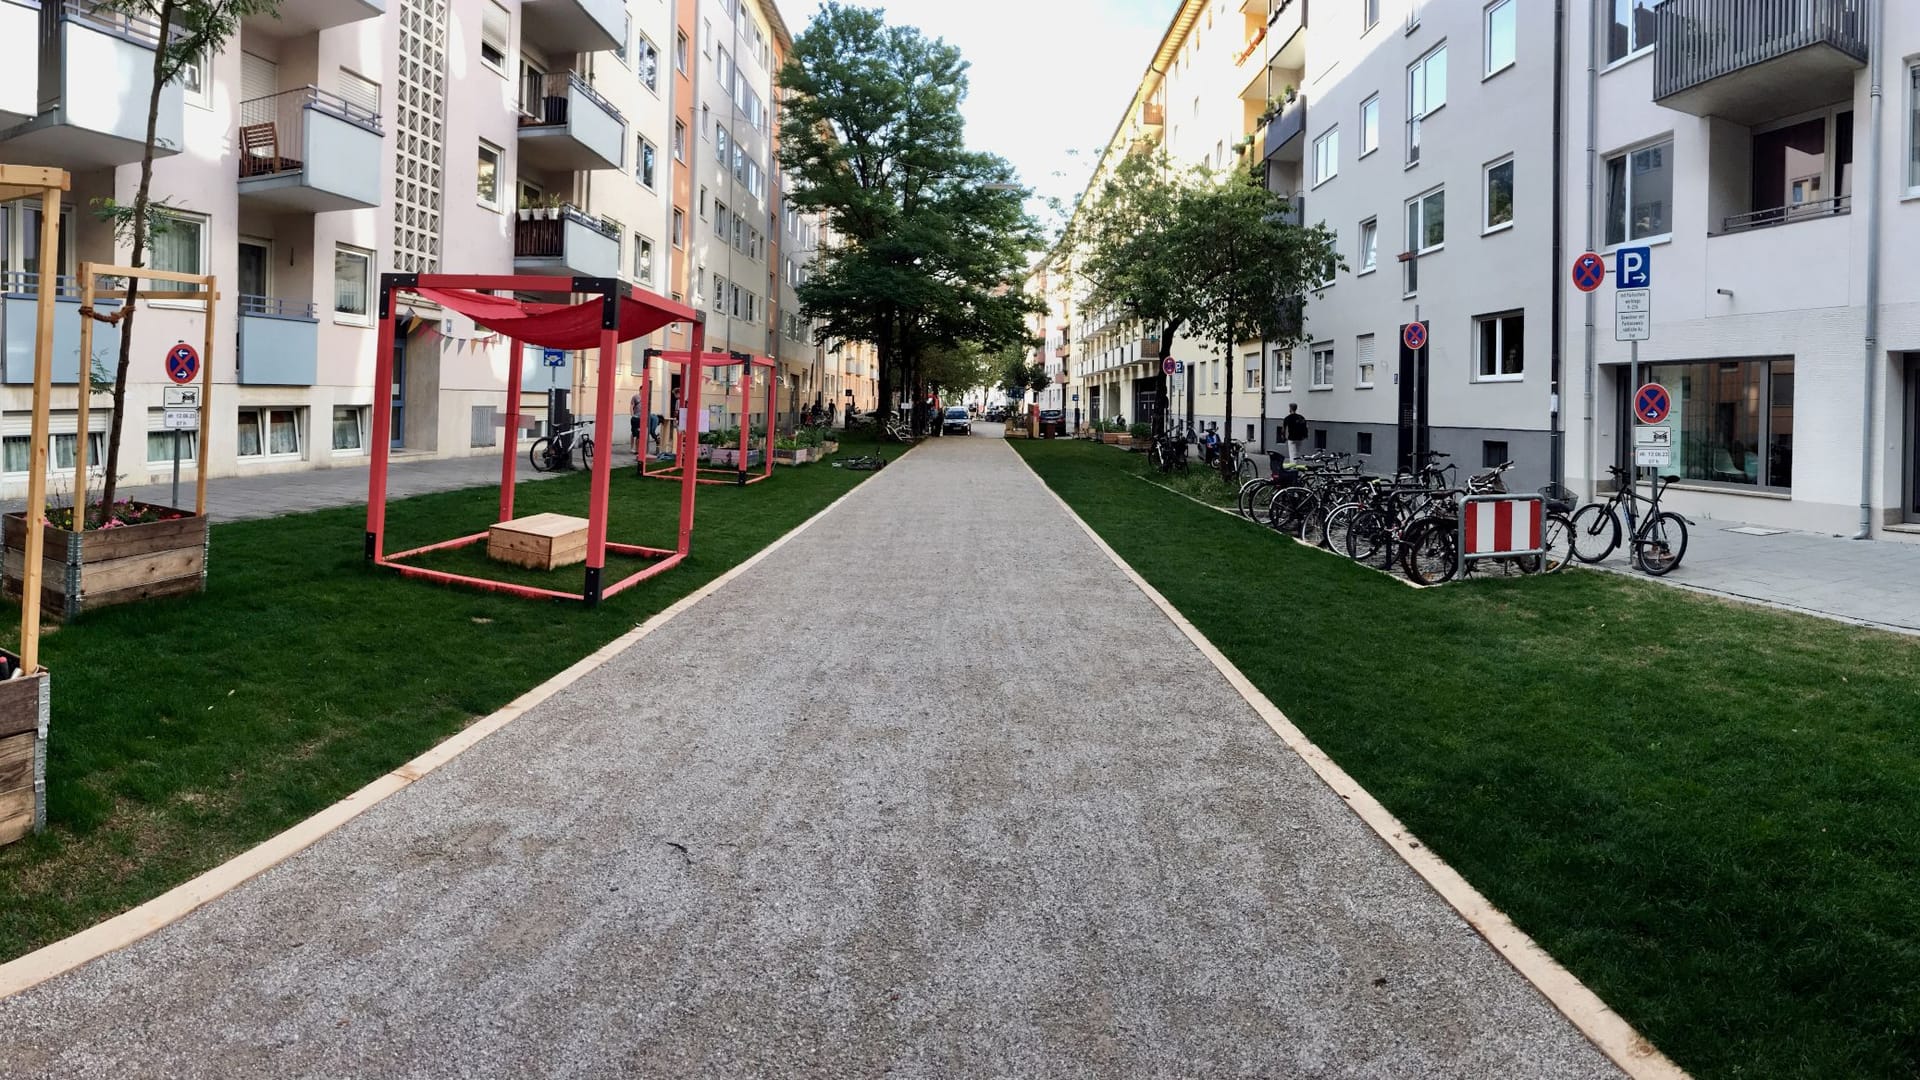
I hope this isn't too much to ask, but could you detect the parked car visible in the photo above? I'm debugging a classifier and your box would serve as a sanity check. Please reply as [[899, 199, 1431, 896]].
[[1038, 409, 1065, 438], [985, 405, 1009, 423], [943, 406, 973, 435]]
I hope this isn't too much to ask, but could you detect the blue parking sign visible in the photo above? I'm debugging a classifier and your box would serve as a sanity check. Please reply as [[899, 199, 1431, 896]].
[[1617, 246, 1651, 289], [542, 348, 567, 367]]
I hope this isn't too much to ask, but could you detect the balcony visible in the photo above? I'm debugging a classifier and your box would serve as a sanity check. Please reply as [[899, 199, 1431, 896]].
[[1139, 101, 1164, 129], [1262, 95, 1306, 163], [513, 205, 619, 279], [1243, 0, 1305, 101], [1275, 193, 1305, 226], [0, 274, 121, 385], [517, 72, 625, 173], [520, 0, 622, 56], [1138, 335, 1163, 360], [1653, 0, 1868, 124], [242, 0, 382, 39], [0, 0, 39, 127], [237, 296, 319, 386], [0, 1, 182, 169], [237, 87, 382, 212]]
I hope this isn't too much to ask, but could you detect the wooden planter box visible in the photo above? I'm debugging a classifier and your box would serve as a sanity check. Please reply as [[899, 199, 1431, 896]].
[[487, 512, 588, 570], [819, 440, 839, 456], [710, 448, 764, 468], [774, 447, 813, 465], [1101, 432, 1129, 445], [1130, 436, 1153, 450], [0, 649, 49, 847], [3, 506, 209, 621]]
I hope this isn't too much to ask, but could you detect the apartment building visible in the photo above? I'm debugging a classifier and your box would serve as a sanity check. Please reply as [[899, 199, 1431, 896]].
[[0, 0, 825, 499], [1260, 0, 1557, 490]]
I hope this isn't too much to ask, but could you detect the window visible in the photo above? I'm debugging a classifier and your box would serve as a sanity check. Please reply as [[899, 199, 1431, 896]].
[[1476, 311, 1524, 378], [701, 104, 710, 139], [1313, 429, 1328, 451], [634, 236, 654, 285], [635, 34, 659, 93], [477, 142, 502, 209], [1605, 0, 1659, 64], [702, 17, 712, 57], [480, 0, 508, 72], [699, 186, 708, 217], [1482, 440, 1509, 468], [333, 245, 371, 323], [1485, 0, 1515, 76], [1605, 139, 1672, 245], [672, 208, 685, 247], [1407, 45, 1447, 164], [711, 274, 726, 312], [1364, 0, 1379, 31], [1312, 127, 1339, 186], [147, 413, 197, 465], [42, 429, 105, 473], [237, 408, 302, 459], [672, 121, 687, 164], [1640, 358, 1794, 489], [332, 407, 366, 453], [636, 136, 657, 188], [1909, 63, 1920, 192], [1358, 217, 1378, 272], [1404, 188, 1444, 293], [1360, 94, 1380, 156], [1244, 351, 1260, 391], [1211, 361, 1220, 393], [1484, 156, 1514, 230], [181, 50, 210, 109], [715, 123, 729, 165], [1310, 343, 1334, 389], [1357, 333, 1377, 387], [151, 210, 206, 282], [1273, 348, 1293, 390], [1358, 431, 1374, 456], [675, 30, 689, 74], [714, 200, 727, 236]]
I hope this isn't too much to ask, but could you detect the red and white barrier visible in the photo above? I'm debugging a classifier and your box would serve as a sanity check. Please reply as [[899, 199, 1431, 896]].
[[1461, 496, 1543, 558]]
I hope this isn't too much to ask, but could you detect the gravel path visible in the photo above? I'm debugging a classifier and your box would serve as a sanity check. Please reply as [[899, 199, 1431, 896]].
[[0, 434, 1622, 1079]]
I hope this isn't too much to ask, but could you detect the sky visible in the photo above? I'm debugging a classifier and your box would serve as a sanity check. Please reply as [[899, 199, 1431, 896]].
[[794, 0, 1173, 237]]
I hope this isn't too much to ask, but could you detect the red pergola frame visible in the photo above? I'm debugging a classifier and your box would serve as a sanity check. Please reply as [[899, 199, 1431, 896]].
[[364, 273, 705, 605], [638, 349, 777, 486]]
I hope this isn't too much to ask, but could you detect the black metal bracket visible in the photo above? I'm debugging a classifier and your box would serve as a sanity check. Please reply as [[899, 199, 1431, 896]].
[[363, 531, 376, 560], [583, 565, 603, 607], [377, 273, 417, 319], [572, 277, 621, 329]]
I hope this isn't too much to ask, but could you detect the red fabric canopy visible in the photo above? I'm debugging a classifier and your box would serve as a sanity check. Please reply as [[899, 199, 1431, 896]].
[[412, 287, 686, 350]]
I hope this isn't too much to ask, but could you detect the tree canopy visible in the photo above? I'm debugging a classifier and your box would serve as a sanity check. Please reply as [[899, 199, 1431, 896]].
[[778, 3, 1040, 431]]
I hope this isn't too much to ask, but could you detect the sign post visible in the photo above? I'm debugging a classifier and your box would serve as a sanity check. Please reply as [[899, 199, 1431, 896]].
[[162, 385, 201, 509], [1614, 246, 1654, 504]]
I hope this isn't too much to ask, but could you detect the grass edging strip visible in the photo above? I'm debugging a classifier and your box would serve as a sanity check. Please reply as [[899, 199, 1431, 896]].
[[1012, 442, 1688, 1080], [0, 464, 888, 1001]]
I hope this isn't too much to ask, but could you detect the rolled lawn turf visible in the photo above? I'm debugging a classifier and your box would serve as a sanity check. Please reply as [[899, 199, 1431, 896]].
[[1015, 436, 1920, 1080]]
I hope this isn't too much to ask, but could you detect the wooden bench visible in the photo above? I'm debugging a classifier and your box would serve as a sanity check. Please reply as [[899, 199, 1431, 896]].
[[486, 513, 589, 571]]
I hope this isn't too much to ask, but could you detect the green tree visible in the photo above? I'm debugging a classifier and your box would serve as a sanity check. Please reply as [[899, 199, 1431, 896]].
[[778, 3, 1039, 438], [1068, 150, 1339, 477], [92, 0, 279, 511]]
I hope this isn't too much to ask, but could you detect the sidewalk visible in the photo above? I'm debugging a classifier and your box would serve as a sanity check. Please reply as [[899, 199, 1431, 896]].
[[1598, 518, 1920, 636], [0, 435, 1618, 1078]]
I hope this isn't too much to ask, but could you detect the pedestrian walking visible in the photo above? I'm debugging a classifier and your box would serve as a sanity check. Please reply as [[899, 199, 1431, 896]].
[[1282, 403, 1309, 462], [629, 391, 642, 449], [647, 412, 664, 456], [827, 400, 837, 427]]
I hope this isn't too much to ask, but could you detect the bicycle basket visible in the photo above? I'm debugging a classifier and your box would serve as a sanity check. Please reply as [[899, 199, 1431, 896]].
[[1538, 482, 1578, 513]]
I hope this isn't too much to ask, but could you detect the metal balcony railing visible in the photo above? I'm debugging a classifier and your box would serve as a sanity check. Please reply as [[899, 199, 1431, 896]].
[[517, 70, 624, 128], [51, 0, 168, 48], [1721, 194, 1851, 233], [0, 271, 81, 298], [239, 294, 317, 318], [514, 205, 617, 258], [1653, 0, 1869, 102], [237, 86, 382, 179]]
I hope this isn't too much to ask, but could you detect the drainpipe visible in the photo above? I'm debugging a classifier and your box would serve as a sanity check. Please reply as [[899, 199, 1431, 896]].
[[1857, 0, 1886, 540], [1580, 0, 1599, 500], [1549, 0, 1567, 490]]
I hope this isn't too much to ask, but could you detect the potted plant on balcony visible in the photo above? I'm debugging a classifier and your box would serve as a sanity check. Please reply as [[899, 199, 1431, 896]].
[[517, 192, 537, 222], [541, 194, 564, 221]]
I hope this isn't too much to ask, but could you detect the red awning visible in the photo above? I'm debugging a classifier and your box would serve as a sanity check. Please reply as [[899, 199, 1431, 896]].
[[411, 287, 685, 351]]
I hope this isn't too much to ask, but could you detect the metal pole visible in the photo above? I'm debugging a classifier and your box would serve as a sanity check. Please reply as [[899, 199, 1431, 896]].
[[170, 429, 180, 508], [1630, 338, 1640, 505]]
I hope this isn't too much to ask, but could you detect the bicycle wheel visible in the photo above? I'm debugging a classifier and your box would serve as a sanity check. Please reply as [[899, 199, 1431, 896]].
[[1323, 503, 1361, 557], [1401, 517, 1459, 585], [528, 437, 554, 473], [580, 436, 594, 471], [1236, 455, 1257, 483], [1299, 496, 1330, 547], [1269, 486, 1314, 535], [1236, 478, 1271, 520], [1345, 508, 1394, 568], [1569, 503, 1620, 563], [1539, 512, 1576, 573], [1635, 512, 1689, 576]]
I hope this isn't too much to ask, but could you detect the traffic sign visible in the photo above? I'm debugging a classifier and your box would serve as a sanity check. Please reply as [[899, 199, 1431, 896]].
[[1616, 288, 1651, 342], [1634, 424, 1671, 448], [162, 385, 200, 408], [164, 342, 200, 384], [1571, 252, 1607, 292], [1402, 321, 1427, 352], [1634, 382, 1671, 425], [1635, 443, 1672, 467], [1617, 245, 1652, 289], [1162, 356, 1176, 375], [162, 408, 199, 431], [1174, 360, 1185, 374], [542, 348, 567, 367], [1071, 393, 1079, 402]]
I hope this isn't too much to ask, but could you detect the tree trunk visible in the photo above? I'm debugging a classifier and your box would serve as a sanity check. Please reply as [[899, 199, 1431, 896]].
[[875, 311, 894, 423], [1219, 329, 1236, 482], [100, 0, 178, 514], [1156, 323, 1178, 436]]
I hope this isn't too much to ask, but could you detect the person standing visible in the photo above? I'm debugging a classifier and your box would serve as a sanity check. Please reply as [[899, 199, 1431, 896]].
[[629, 390, 643, 450], [1282, 403, 1309, 462]]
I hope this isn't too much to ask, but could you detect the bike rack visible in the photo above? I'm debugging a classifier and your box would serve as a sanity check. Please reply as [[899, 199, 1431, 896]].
[[1455, 492, 1546, 580]]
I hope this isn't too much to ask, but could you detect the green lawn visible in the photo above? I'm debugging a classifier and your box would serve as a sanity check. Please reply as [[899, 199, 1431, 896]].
[[0, 440, 899, 962], [1015, 437, 1920, 1080]]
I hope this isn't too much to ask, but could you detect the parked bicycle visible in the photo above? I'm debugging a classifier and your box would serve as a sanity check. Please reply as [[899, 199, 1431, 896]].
[[1569, 466, 1690, 575], [528, 418, 594, 472]]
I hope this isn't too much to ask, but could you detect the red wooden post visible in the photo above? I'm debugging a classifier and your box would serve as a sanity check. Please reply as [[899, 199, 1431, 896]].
[[584, 323, 618, 602], [501, 336, 523, 523], [763, 362, 776, 480], [680, 325, 704, 554], [366, 283, 398, 561]]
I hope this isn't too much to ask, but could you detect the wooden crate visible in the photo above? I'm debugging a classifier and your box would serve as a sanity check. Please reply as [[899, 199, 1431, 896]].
[[487, 513, 589, 570], [2, 506, 209, 621], [0, 650, 49, 848]]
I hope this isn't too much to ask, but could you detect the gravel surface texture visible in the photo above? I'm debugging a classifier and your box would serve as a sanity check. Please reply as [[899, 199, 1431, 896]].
[[0, 434, 1622, 1079]]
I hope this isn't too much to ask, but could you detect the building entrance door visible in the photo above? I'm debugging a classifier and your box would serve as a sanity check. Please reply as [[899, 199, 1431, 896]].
[[1906, 355, 1920, 523], [390, 333, 406, 449]]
